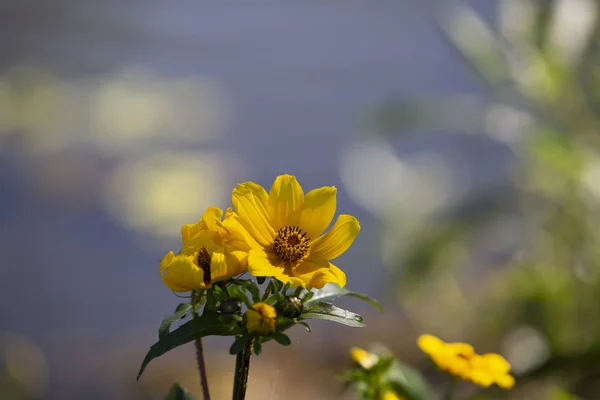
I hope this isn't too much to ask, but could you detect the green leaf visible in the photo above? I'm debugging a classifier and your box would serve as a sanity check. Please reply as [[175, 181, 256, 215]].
[[299, 302, 366, 327], [165, 383, 196, 400], [256, 276, 266, 285], [253, 340, 262, 355], [297, 321, 312, 332], [305, 283, 382, 312], [159, 304, 193, 339], [138, 313, 237, 380], [247, 281, 261, 304], [385, 360, 434, 400], [229, 337, 249, 355], [272, 332, 291, 346]]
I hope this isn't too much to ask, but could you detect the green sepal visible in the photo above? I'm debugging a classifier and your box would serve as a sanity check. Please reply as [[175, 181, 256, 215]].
[[305, 283, 382, 311], [137, 313, 240, 380], [217, 314, 243, 325], [158, 303, 193, 339], [275, 317, 295, 331], [300, 302, 365, 327], [164, 383, 196, 400], [272, 332, 291, 346], [229, 336, 250, 355]]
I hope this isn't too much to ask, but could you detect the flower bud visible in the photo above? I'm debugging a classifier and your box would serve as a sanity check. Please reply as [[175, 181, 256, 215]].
[[219, 298, 242, 315], [275, 296, 303, 318], [244, 302, 277, 336]]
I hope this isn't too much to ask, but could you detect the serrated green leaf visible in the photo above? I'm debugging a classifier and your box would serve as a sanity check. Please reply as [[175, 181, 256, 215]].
[[305, 283, 382, 311], [158, 304, 193, 339], [138, 313, 237, 380], [300, 302, 366, 327], [385, 360, 434, 400], [165, 383, 196, 400], [229, 337, 249, 355], [272, 332, 291, 346]]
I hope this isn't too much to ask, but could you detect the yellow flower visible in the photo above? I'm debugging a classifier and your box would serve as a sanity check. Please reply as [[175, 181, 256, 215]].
[[417, 334, 515, 389], [418, 334, 474, 380], [160, 207, 249, 292], [350, 347, 379, 370], [382, 391, 404, 400], [244, 302, 277, 335], [231, 174, 360, 288], [470, 353, 515, 389]]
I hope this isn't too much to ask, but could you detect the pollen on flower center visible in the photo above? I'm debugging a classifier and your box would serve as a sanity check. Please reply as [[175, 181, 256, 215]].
[[273, 226, 310, 263], [197, 247, 211, 285]]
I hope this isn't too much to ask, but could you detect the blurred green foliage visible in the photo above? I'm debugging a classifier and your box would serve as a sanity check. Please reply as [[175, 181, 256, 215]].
[[367, 1, 600, 398]]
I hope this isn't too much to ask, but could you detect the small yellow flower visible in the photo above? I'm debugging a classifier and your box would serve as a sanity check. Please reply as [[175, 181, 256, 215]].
[[231, 174, 360, 288], [244, 302, 277, 336], [350, 347, 379, 370], [160, 207, 249, 291], [382, 391, 404, 400], [417, 334, 515, 389], [470, 353, 515, 389]]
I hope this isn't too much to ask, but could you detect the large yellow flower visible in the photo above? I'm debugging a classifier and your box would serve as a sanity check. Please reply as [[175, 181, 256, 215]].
[[160, 207, 249, 292], [231, 174, 360, 288]]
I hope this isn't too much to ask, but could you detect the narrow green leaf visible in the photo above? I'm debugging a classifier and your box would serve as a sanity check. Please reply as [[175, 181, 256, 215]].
[[159, 304, 193, 339], [305, 283, 382, 312], [297, 321, 312, 332], [300, 302, 366, 328], [138, 314, 237, 380], [272, 332, 291, 346], [229, 337, 249, 355], [165, 383, 196, 400], [256, 276, 267, 285], [247, 281, 261, 304]]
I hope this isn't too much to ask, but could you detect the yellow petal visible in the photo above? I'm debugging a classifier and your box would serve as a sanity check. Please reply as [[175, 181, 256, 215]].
[[268, 174, 304, 231], [479, 353, 511, 374], [417, 334, 445, 356], [309, 262, 347, 289], [247, 248, 285, 277], [299, 186, 337, 239], [223, 208, 260, 250], [201, 206, 226, 234], [496, 373, 515, 389], [160, 251, 190, 292], [162, 247, 205, 290], [470, 369, 494, 388], [310, 214, 360, 260], [232, 186, 275, 246], [291, 255, 346, 288], [209, 247, 227, 282], [225, 248, 248, 275]]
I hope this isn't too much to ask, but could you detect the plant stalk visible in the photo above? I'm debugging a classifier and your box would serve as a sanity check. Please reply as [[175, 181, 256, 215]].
[[232, 339, 253, 400], [195, 338, 211, 400]]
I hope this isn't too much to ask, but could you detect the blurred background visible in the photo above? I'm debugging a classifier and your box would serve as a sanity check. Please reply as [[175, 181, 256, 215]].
[[1, 0, 598, 399]]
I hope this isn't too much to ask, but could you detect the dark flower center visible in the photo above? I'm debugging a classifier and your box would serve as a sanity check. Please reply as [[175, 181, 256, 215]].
[[197, 247, 212, 285], [273, 226, 310, 263]]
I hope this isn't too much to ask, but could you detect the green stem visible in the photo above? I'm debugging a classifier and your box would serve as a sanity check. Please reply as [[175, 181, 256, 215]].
[[232, 339, 253, 400], [195, 338, 211, 400], [192, 291, 211, 400], [445, 377, 457, 400]]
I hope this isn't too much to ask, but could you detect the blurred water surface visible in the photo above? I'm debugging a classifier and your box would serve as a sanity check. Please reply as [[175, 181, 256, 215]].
[[0, 0, 498, 398]]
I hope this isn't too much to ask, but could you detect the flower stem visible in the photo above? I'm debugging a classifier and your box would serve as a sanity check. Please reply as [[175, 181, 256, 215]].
[[445, 377, 457, 400], [192, 291, 211, 400], [195, 338, 211, 400], [232, 339, 253, 400]]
